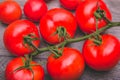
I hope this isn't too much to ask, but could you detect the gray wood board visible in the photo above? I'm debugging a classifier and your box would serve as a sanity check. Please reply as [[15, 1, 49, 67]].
[[0, 0, 120, 80]]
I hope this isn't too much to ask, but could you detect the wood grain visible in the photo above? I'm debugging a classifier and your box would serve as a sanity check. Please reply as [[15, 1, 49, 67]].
[[0, 0, 120, 80]]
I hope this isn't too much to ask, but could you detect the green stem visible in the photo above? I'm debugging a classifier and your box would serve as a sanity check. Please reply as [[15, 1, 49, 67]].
[[93, 39, 102, 46], [31, 22, 120, 56], [94, 6, 112, 24], [25, 36, 40, 52], [103, 16, 111, 23], [47, 46, 61, 58], [24, 55, 31, 67]]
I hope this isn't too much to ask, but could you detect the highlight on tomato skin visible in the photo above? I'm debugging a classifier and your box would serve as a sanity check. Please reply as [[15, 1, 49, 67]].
[[59, 0, 85, 10], [3, 20, 40, 56], [23, 0, 48, 22], [0, 0, 22, 24], [47, 47, 85, 80], [83, 34, 120, 71]]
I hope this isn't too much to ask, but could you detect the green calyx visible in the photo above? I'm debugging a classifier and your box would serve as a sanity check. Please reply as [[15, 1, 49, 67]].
[[92, 35, 102, 46], [48, 46, 62, 58], [94, 7, 111, 23], [94, 7, 104, 19], [23, 33, 41, 55], [11, 55, 39, 80], [23, 33, 39, 49], [47, 38, 67, 58], [53, 26, 70, 41]]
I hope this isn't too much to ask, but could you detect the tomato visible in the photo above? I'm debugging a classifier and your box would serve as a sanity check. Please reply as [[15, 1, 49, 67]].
[[0, 0, 22, 24], [3, 20, 40, 56], [0, 3, 1, 21], [47, 47, 85, 80], [39, 8, 77, 44], [83, 34, 120, 71], [76, 0, 112, 33], [5, 57, 44, 80], [23, 0, 48, 22], [59, 0, 84, 10], [118, 40, 120, 60]]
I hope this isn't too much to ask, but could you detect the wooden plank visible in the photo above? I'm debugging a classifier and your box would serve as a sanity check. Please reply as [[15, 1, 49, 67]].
[[0, 0, 120, 80]]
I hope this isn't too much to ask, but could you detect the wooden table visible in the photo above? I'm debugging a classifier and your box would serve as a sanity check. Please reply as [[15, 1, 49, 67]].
[[0, 0, 120, 80]]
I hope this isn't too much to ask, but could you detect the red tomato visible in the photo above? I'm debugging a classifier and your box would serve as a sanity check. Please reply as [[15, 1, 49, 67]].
[[3, 20, 40, 56], [83, 34, 120, 71], [0, 3, 1, 21], [47, 47, 85, 80], [119, 40, 120, 60], [76, 0, 112, 33], [40, 8, 77, 44], [24, 0, 48, 22], [0, 0, 22, 24], [59, 0, 84, 10], [5, 57, 44, 80]]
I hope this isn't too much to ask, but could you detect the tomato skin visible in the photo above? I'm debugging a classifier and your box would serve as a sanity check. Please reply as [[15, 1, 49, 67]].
[[40, 8, 77, 44], [0, 0, 22, 24], [59, 0, 84, 10], [24, 0, 48, 22], [3, 20, 40, 56], [76, 0, 112, 33], [83, 34, 120, 71], [0, 3, 1, 21], [47, 47, 85, 80], [5, 57, 44, 80]]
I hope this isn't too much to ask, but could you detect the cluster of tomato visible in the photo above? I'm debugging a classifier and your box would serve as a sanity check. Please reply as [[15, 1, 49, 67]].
[[0, 0, 120, 80]]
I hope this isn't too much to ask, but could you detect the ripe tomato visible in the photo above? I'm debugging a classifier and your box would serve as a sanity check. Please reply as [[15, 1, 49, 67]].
[[24, 0, 48, 22], [40, 8, 77, 44], [47, 47, 85, 80], [3, 20, 40, 56], [83, 34, 120, 71], [59, 0, 84, 10], [0, 3, 1, 21], [0, 0, 22, 24], [76, 0, 112, 33], [5, 57, 44, 80]]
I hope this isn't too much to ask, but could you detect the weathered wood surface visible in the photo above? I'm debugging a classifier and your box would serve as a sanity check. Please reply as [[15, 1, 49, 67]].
[[0, 0, 120, 80]]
